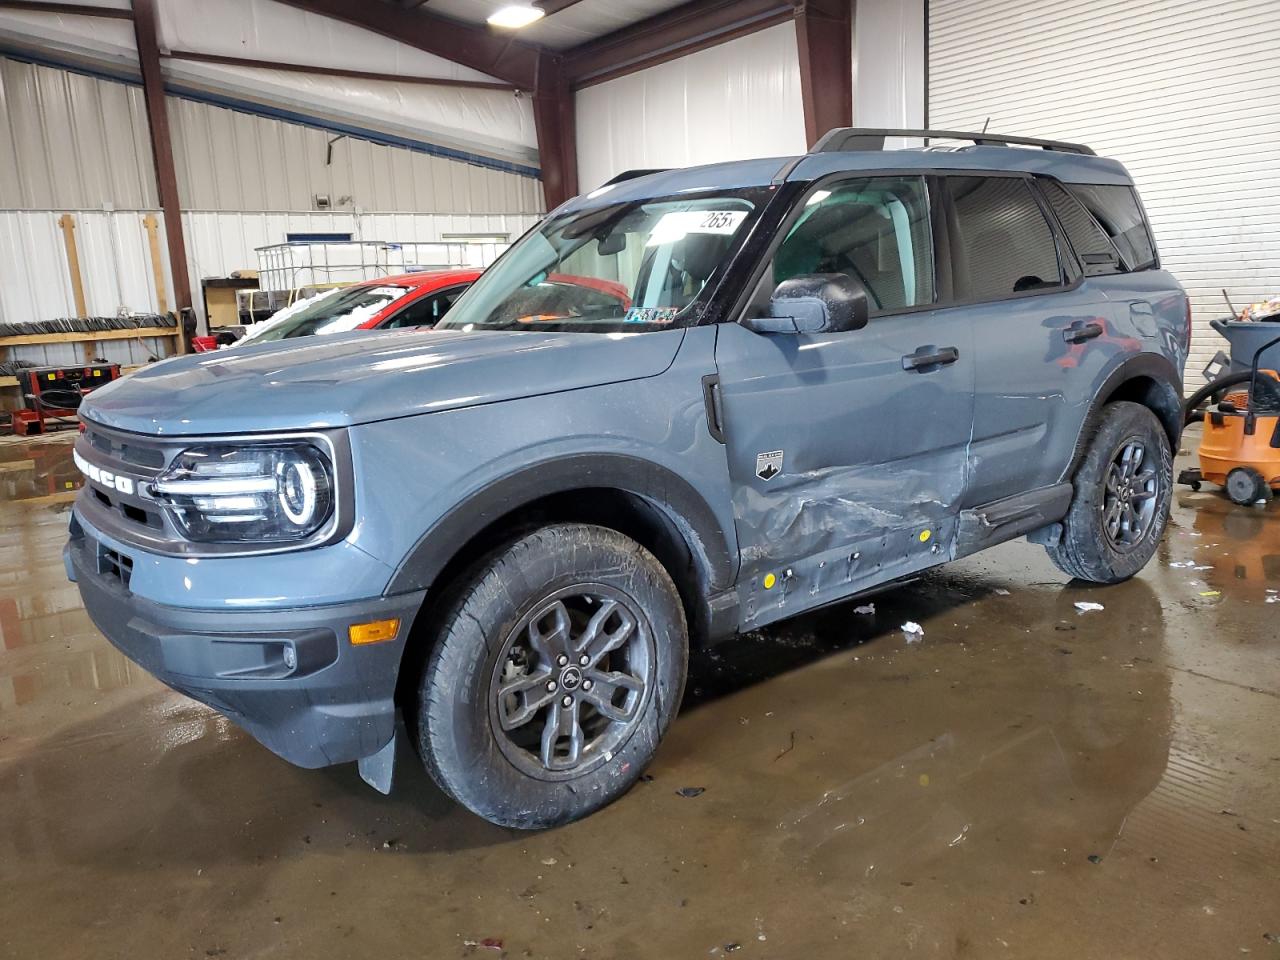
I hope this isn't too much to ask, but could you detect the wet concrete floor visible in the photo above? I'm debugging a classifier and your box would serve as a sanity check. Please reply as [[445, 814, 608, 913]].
[[0, 429, 1277, 959]]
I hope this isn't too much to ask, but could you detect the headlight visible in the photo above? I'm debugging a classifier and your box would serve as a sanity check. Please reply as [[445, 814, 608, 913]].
[[150, 443, 335, 543]]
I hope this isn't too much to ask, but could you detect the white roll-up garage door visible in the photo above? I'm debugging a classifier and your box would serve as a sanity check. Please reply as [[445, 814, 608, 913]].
[[928, 0, 1280, 384]]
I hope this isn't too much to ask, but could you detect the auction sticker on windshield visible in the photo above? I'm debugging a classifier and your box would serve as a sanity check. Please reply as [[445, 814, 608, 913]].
[[647, 209, 748, 246]]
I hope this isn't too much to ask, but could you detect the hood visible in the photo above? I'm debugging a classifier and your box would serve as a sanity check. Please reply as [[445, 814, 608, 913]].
[[81, 327, 685, 436]]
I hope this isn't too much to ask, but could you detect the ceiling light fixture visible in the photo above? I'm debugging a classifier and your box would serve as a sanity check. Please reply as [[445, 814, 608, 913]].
[[487, 5, 545, 29]]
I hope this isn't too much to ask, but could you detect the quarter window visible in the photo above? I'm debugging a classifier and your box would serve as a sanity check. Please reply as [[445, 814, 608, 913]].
[[1065, 183, 1157, 271], [1040, 179, 1120, 274], [948, 176, 1063, 301], [773, 176, 934, 316]]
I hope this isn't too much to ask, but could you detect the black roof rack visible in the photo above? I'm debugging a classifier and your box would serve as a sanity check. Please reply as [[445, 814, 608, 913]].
[[810, 128, 1096, 157], [602, 168, 669, 187]]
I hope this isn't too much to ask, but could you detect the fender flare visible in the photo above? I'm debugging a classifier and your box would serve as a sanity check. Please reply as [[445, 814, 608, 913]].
[[1060, 352, 1183, 482], [383, 453, 736, 598]]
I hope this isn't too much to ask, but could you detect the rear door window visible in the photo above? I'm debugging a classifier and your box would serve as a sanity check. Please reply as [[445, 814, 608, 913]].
[[773, 175, 934, 316], [947, 176, 1063, 302], [1064, 183, 1157, 271]]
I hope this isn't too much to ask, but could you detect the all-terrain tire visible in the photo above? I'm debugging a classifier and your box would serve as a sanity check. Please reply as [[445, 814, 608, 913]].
[[1046, 401, 1173, 584], [418, 523, 688, 829]]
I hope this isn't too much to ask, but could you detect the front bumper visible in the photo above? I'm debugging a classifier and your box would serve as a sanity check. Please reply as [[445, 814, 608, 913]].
[[66, 517, 425, 769]]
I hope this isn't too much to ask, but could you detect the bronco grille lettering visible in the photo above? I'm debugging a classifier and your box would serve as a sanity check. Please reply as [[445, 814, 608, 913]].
[[73, 448, 137, 496]]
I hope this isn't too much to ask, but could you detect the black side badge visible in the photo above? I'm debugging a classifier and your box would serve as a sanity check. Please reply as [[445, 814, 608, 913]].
[[755, 450, 783, 481]]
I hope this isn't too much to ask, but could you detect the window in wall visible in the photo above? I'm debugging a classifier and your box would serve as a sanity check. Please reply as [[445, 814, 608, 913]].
[[1039, 178, 1122, 275], [1065, 184, 1157, 271], [773, 176, 934, 316], [949, 176, 1063, 301]]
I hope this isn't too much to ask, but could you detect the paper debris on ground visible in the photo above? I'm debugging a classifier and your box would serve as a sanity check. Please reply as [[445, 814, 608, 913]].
[[1074, 601, 1105, 613], [853, 603, 875, 615], [901, 621, 925, 642], [994, 587, 1011, 596]]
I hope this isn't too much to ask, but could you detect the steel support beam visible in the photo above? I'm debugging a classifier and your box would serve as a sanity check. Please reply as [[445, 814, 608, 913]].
[[163, 49, 516, 92], [531, 53, 578, 210], [563, 0, 797, 89], [795, 0, 853, 147], [535, 0, 588, 14], [273, 0, 541, 90], [132, 0, 192, 326], [0, 1, 131, 18]]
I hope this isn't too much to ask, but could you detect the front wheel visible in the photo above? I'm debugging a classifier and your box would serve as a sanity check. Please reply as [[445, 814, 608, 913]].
[[417, 523, 688, 829], [1046, 401, 1173, 584]]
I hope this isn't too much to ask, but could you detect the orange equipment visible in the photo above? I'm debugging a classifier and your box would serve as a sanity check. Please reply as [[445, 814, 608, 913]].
[[1196, 375, 1280, 503], [1180, 332, 1280, 504]]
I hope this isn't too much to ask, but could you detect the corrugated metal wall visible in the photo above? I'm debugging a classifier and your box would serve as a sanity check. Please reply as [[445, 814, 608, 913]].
[[168, 98, 543, 215], [574, 24, 807, 192], [1, 58, 543, 215], [0, 57, 156, 210], [854, 0, 924, 134], [0, 56, 544, 326], [0, 210, 169, 322], [929, 0, 1280, 381]]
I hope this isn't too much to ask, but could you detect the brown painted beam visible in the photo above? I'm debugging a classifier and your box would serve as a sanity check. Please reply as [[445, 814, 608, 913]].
[[563, 0, 798, 89], [132, 0, 191, 329], [272, 0, 542, 90], [531, 52, 578, 209], [795, 0, 852, 146], [535, 0, 588, 15], [0, 1, 131, 18], [163, 49, 516, 92]]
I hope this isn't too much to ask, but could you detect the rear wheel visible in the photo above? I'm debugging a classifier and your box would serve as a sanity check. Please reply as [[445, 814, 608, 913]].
[[417, 523, 687, 829], [1047, 401, 1173, 584]]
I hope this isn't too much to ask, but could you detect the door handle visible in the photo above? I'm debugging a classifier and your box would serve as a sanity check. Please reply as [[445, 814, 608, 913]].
[[1062, 319, 1104, 344], [701, 374, 725, 444], [902, 346, 959, 372]]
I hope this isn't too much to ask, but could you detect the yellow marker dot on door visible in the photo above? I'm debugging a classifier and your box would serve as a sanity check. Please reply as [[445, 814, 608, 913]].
[[763, 573, 777, 590], [919, 529, 932, 543]]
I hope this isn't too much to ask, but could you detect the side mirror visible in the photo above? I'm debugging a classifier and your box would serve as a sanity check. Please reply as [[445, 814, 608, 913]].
[[742, 273, 870, 335]]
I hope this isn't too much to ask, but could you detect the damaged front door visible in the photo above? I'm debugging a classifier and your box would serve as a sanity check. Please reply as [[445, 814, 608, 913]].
[[713, 175, 976, 627]]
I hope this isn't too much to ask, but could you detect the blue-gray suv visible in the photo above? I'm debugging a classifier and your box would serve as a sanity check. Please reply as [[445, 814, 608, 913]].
[[65, 129, 1189, 828]]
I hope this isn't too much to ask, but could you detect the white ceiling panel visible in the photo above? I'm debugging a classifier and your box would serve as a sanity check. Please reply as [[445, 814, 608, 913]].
[[415, 0, 696, 50]]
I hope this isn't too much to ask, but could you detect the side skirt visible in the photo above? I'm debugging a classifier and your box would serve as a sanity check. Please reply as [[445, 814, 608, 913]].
[[955, 483, 1073, 558]]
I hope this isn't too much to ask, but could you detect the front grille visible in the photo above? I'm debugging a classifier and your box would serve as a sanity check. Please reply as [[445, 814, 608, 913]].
[[86, 426, 166, 469], [90, 485, 164, 530], [76, 422, 174, 538]]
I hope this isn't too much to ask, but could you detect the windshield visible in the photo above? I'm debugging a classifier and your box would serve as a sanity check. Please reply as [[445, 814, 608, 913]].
[[438, 188, 771, 333], [240, 285, 412, 344]]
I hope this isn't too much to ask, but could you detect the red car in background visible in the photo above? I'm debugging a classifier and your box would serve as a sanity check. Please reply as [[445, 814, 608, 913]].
[[221, 269, 633, 348], [234, 269, 481, 346]]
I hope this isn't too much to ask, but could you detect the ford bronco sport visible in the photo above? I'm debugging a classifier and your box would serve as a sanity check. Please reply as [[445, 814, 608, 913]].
[[65, 128, 1188, 829]]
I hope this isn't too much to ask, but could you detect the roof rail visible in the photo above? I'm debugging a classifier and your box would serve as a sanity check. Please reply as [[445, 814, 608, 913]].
[[810, 128, 1096, 157], [602, 168, 669, 186]]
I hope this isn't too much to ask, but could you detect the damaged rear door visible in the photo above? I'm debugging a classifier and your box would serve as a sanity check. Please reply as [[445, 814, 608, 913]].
[[712, 175, 976, 628]]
